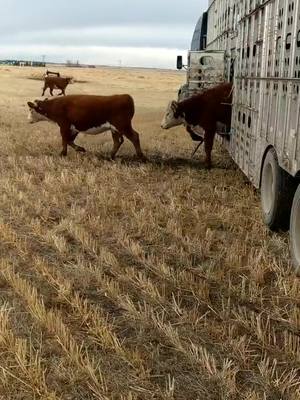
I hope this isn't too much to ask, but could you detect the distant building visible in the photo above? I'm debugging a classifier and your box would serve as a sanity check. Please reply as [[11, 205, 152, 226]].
[[0, 60, 46, 67]]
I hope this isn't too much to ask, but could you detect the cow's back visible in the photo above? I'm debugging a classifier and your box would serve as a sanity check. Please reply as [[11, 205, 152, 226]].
[[42, 94, 135, 130], [195, 83, 232, 128], [44, 76, 58, 87], [44, 76, 69, 89]]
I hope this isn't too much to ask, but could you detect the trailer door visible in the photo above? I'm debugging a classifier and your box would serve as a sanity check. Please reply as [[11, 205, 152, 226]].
[[186, 50, 227, 98]]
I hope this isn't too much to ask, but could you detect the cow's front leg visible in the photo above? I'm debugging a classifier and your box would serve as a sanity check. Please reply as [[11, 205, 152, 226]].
[[66, 127, 85, 152], [60, 124, 72, 156], [61, 139, 68, 156], [204, 129, 216, 169], [186, 125, 204, 142], [68, 142, 86, 153], [70, 127, 79, 142]]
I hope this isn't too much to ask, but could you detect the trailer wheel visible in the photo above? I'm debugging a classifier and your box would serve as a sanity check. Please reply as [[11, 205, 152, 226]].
[[290, 185, 300, 275], [261, 148, 297, 231]]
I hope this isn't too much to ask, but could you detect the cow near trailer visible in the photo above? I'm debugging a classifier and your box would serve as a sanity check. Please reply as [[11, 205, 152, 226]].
[[161, 82, 233, 169]]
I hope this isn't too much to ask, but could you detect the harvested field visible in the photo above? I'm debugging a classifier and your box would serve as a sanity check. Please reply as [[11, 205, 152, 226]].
[[0, 65, 299, 400]]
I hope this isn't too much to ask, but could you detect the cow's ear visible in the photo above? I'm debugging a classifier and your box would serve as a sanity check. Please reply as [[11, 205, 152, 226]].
[[27, 101, 35, 109], [172, 101, 183, 118], [171, 100, 179, 114]]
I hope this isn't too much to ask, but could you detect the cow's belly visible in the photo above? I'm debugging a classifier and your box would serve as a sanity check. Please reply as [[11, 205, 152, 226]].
[[71, 122, 116, 136], [82, 123, 112, 135]]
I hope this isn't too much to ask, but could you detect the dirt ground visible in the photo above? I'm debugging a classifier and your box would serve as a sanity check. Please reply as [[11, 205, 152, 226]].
[[0, 65, 299, 400]]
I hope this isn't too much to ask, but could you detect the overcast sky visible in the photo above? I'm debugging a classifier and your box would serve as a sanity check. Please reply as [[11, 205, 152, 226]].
[[0, 0, 207, 68]]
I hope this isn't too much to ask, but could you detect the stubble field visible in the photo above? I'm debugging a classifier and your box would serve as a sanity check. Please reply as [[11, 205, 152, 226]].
[[0, 65, 299, 400]]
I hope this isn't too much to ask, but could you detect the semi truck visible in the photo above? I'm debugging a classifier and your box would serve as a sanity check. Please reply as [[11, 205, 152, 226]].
[[176, 0, 300, 272]]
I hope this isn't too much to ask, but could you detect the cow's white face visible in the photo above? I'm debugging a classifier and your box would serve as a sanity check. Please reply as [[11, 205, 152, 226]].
[[27, 101, 50, 124], [161, 100, 185, 129]]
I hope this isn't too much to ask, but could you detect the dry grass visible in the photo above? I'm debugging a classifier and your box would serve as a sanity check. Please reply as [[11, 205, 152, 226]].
[[0, 65, 299, 399]]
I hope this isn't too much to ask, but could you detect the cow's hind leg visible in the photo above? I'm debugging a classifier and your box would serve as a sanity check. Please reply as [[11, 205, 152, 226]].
[[123, 127, 146, 161], [111, 130, 124, 159], [42, 85, 47, 96], [204, 129, 216, 169]]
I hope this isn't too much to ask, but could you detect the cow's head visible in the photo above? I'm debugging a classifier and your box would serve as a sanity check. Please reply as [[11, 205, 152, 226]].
[[161, 100, 185, 129], [27, 99, 50, 123]]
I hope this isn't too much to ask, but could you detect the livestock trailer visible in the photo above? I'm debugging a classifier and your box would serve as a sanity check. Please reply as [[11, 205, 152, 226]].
[[177, 0, 300, 272]]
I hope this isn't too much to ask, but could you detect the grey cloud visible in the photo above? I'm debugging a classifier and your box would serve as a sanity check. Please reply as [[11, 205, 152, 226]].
[[0, 0, 208, 67], [1, 25, 192, 49], [0, 0, 207, 35]]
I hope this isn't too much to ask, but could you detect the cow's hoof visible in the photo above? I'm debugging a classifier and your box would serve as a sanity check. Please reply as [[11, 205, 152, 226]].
[[204, 159, 212, 169], [60, 151, 67, 157], [76, 146, 86, 153], [138, 155, 148, 162]]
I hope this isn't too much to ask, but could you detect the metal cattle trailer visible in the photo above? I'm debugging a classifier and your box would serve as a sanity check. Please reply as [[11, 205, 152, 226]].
[[177, 0, 300, 272]]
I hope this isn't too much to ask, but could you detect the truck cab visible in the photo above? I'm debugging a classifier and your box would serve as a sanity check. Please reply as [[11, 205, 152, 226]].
[[176, 12, 232, 137]]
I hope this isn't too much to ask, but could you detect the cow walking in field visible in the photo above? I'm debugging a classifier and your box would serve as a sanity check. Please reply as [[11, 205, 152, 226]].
[[161, 82, 233, 168], [27, 94, 146, 160], [42, 76, 73, 96]]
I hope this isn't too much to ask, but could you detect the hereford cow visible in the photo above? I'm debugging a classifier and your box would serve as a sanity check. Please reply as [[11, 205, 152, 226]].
[[27, 94, 145, 160], [42, 76, 73, 96], [161, 82, 233, 168]]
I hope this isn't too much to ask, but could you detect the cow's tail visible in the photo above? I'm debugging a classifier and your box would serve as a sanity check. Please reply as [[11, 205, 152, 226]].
[[127, 94, 135, 119]]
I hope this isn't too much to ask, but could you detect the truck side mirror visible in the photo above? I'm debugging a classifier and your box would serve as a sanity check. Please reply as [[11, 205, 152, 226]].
[[177, 55, 183, 70]]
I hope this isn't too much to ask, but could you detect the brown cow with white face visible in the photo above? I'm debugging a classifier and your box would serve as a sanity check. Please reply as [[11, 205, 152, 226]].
[[27, 94, 146, 160], [161, 82, 233, 168]]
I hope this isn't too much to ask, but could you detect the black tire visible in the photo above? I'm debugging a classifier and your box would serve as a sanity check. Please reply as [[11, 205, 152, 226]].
[[290, 185, 300, 275], [261, 148, 297, 231]]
